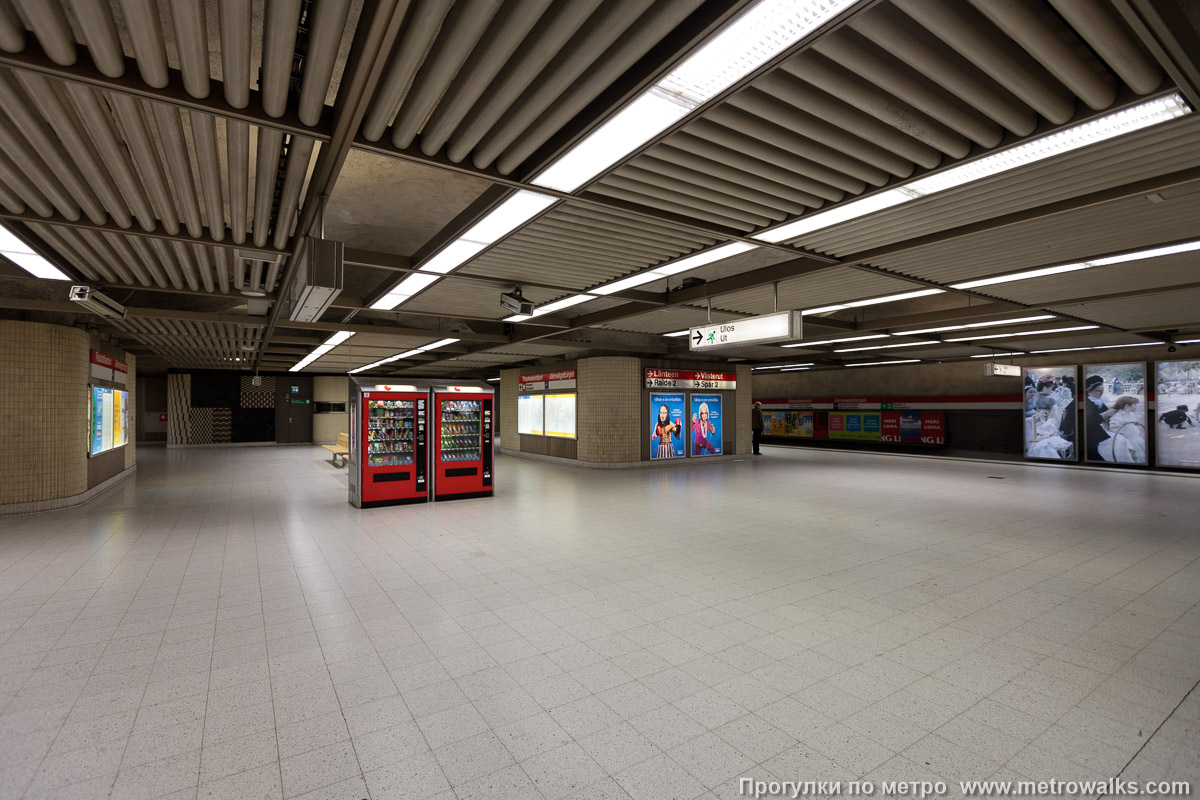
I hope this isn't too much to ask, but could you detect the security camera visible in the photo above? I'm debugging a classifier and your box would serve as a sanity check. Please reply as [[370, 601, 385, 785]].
[[1168, 345, 1177, 353], [500, 287, 534, 316], [69, 286, 126, 320]]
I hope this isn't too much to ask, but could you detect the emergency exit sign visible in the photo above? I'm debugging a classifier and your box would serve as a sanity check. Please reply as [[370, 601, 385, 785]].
[[689, 311, 801, 351]]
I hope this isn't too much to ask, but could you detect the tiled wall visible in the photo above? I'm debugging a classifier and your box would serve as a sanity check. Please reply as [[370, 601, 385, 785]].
[[167, 373, 191, 445], [313, 376, 348, 444], [499, 370, 517, 447], [0, 322, 90, 504], [577, 357, 642, 463]]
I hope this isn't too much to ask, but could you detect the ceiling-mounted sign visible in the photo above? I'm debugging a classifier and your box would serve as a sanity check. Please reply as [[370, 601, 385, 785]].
[[645, 369, 737, 390], [986, 363, 1022, 377], [89, 349, 115, 381], [519, 370, 577, 391], [689, 311, 801, 351]]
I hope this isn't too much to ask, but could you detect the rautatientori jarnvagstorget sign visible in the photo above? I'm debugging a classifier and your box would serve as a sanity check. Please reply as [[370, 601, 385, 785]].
[[689, 310, 801, 351]]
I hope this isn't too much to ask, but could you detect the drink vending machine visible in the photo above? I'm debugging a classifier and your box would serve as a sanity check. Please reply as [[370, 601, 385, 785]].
[[348, 378, 431, 508], [429, 380, 495, 501]]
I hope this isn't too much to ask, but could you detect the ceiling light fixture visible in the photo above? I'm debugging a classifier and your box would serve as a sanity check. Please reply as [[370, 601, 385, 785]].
[[590, 242, 759, 297], [943, 325, 1099, 342], [834, 340, 939, 352], [663, 330, 690, 337], [845, 359, 921, 367], [951, 239, 1200, 291], [754, 94, 1192, 244], [505, 294, 596, 322], [371, 191, 557, 310], [782, 334, 890, 348], [290, 331, 355, 372], [1175, 338, 1200, 345], [897, 315, 1056, 335], [970, 351, 1024, 358], [751, 363, 815, 370], [532, 0, 862, 193], [348, 337, 460, 374], [0, 224, 70, 280], [1030, 341, 1164, 354]]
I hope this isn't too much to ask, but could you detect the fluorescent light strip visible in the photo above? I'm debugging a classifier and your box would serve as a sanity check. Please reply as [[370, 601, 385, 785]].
[[347, 337, 459, 374], [951, 240, 1200, 290], [897, 315, 1056, 335], [780, 367, 810, 372], [797, 288, 946, 317], [1176, 338, 1200, 345], [751, 363, 814, 370], [532, 0, 861, 193], [846, 359, 921, 367], [834, 340, 938, 352], [663, 330, 690, 337], [755, 94, 1191, 244], [505, 294, 595, 321], [970, 351, 1024, 358], [372, 190, 557, 310], [944, 325, 1098, 342], [783, 334, 889, 348], [591, 242, 759, 296], [1030, 341, 1164, 354], [0, 224, 71, 280], [291, 331, 355, 372]]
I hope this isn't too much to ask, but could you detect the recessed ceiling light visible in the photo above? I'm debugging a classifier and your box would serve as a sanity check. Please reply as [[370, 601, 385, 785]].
[[754, 94, 1192, 244], [532, 0, 863, 193]]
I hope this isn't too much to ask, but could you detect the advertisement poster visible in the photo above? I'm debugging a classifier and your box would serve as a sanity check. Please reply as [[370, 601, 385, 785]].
[[1080, 363, 1147, 465], [829, 411, 881, 441], [787, 411, 813, 437], [91, 387, 105, 455], [1155, 361, 1200, 468], [762, 411, 787, 435], [880, 411, 945, 445], [517, 394, 543, 435], [650, 393, 686, 459], [89, 386, 129, 456], [690, 394, 722, 456], [1024, 366, 1077, 460], [544, 394, 577, 439]]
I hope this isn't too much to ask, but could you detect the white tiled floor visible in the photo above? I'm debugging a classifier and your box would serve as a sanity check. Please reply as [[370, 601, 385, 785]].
[[1, 444, 1198, 800]]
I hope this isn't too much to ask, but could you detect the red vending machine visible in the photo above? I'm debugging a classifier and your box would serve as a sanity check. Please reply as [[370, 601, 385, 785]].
[[429, 381, 495, 501], [348, 379, 431, 508]]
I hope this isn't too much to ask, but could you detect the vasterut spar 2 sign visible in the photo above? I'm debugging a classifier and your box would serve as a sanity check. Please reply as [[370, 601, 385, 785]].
[[645, 369, 736, 390]]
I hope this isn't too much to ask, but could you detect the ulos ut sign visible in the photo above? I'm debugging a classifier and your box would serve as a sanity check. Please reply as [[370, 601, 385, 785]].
[[690, 311, 801, 351]]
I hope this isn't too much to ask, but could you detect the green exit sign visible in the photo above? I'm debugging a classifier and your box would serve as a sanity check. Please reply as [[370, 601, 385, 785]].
[[881, 403, 893, 410]]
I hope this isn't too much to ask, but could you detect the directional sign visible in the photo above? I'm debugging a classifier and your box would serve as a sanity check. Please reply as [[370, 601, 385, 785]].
[[985, 363, 1021, 377], [689, 311, 801, 351]]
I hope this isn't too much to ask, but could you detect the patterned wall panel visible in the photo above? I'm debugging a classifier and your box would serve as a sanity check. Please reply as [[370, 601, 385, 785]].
[[212, 408, 232, 443], [189, 407, 214, 444], [167, 373, 191, 446], [240, 376, 276, 408]]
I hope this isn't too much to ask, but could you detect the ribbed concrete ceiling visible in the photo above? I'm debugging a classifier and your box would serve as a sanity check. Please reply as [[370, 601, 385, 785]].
[[0, 0, 1196, 375]]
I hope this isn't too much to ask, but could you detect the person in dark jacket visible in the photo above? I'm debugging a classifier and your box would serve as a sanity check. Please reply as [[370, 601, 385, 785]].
[[1084, 375, 1110, 460], [1159, 405, 1195, 429], [751, 402, 764, 455]]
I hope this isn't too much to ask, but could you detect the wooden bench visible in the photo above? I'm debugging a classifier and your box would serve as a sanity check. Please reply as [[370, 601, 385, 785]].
[[323, 432, 350, 467]]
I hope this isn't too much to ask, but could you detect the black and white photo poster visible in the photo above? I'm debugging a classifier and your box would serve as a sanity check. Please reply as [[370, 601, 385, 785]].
[[1082, 363, 1147, 465], [1023, 366, 1077, 460], [1155, 360, 1200, 468]]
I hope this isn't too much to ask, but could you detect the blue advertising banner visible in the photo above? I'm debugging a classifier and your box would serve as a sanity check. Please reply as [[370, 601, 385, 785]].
[[690, 394, 722, 456], [650, 393, 685, 459]]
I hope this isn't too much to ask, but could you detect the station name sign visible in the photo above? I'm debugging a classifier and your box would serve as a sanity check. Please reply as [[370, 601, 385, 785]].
[[689, 310, 801, 351], [645, 369, 737, 390], [519, 370, 577, 391]]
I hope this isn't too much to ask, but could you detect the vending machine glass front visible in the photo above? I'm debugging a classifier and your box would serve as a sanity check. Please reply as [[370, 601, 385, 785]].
[[361, 393, 428, 504], [434, 395, 493, 499]]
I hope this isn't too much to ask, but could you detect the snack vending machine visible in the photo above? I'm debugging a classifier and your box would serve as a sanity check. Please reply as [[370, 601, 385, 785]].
[[348, 379, 431, 508], [429, 381, 495, 501]]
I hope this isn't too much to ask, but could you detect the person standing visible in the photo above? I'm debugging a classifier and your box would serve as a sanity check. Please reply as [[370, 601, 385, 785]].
[[1084, 374, 1110, 460], [752, 402, 764, 455]]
